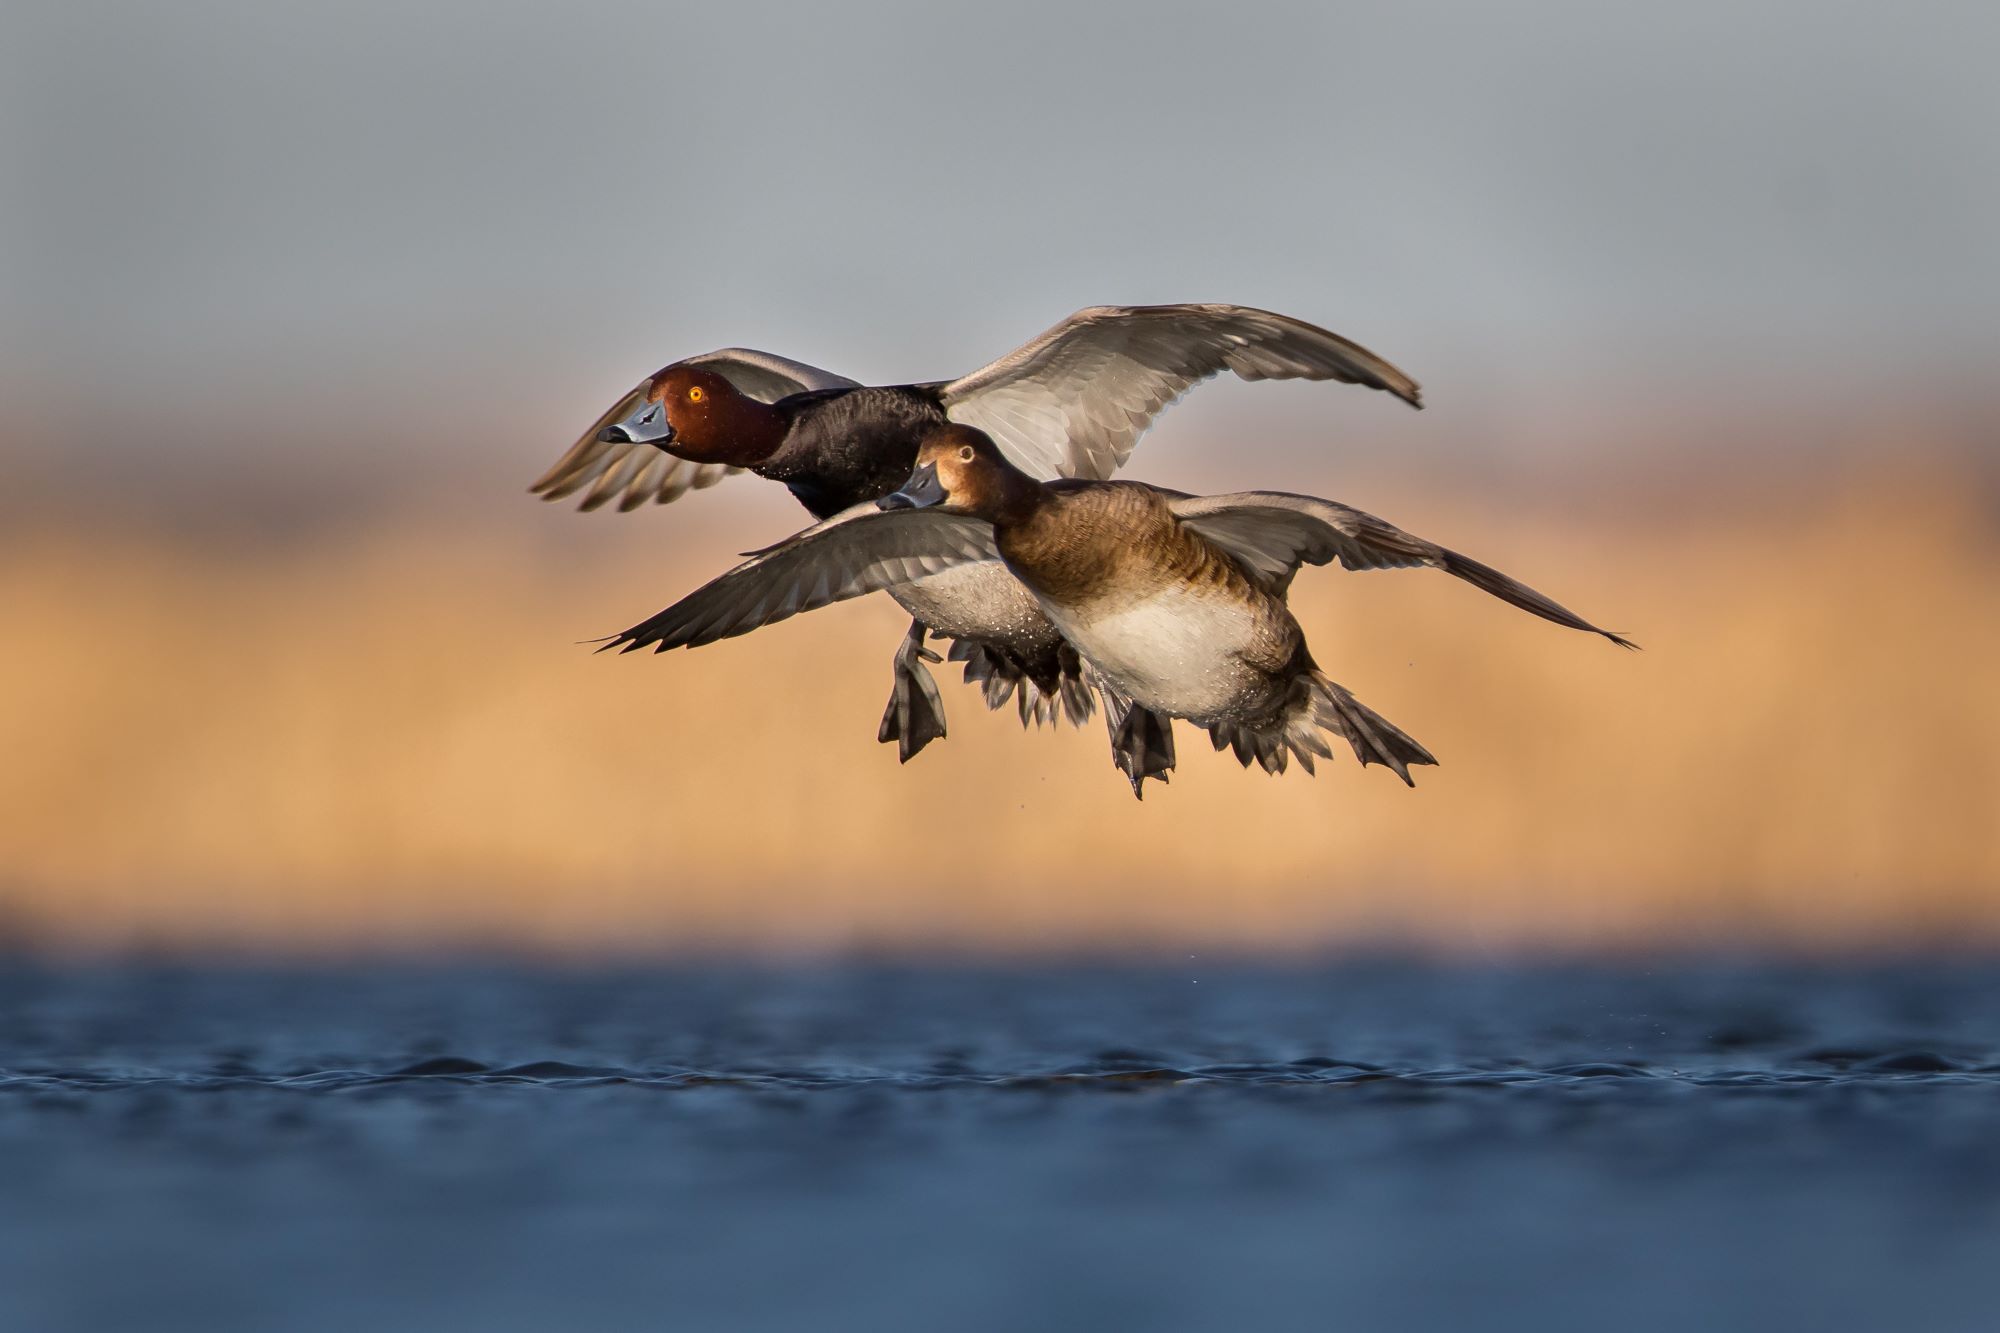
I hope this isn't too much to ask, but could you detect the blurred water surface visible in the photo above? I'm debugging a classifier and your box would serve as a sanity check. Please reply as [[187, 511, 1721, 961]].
[[5, 958, 1999, 1333]]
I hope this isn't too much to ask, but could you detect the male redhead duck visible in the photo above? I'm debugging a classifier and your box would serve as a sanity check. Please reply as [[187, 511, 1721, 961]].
[[533, 304, 1420, 787], [601, 424, 1632, 797]]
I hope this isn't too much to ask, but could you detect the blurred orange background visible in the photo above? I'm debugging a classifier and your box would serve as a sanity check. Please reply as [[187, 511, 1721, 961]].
[[5, 2, 1997, 955], [5, 424, 1993, 956]]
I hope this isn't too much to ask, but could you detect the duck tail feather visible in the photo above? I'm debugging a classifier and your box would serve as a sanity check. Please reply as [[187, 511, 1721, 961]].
[[1204, 676, 1434, 784]]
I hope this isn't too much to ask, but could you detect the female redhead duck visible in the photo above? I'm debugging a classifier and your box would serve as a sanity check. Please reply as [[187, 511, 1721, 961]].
[[601, 424, 1632, 797], [532, 304, 1420, 786]]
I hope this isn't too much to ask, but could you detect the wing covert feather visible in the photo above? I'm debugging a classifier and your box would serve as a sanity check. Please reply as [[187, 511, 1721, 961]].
[[602, 505, 1001, 653], [941, 304, 1421, 482]]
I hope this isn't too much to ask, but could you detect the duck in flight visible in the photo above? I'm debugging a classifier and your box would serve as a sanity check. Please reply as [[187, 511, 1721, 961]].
[[532, 304, 1421, 790], [601, 424, 1633, 797]]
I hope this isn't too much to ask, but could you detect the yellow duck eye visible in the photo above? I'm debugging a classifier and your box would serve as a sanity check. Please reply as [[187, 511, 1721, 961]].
[[688, 386, 705, 403], [959, 445, 974, 462]]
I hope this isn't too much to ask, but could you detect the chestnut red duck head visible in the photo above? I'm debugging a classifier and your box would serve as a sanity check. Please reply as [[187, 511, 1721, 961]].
[[596, 365, 786, 467]]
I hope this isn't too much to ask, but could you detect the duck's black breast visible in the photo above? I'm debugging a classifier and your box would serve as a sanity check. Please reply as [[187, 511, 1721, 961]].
[[761, 386, 949, 520]]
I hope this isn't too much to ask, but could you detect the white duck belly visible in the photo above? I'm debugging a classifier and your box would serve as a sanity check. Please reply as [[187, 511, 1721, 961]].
[[887, 562, 1060, 655], [1039, 585, 1276, 723]]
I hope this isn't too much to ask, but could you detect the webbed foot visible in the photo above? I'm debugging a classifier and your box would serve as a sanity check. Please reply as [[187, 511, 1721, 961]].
[[1100, 684, 1177, 799], [877, 619, 948, 763]]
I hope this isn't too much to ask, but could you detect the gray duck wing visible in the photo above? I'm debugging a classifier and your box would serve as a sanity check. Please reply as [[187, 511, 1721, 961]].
[[603, 504, 1001, 653], [1170, 491, 1634, 647], [938, 304, 1421, 482]]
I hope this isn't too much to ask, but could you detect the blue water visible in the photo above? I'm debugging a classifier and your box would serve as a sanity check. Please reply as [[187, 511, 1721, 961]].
[[4, 959, 1999, 1332]]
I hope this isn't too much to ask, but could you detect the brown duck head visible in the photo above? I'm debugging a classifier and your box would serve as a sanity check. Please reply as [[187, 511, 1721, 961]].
[[878, 424, 1040, 522]]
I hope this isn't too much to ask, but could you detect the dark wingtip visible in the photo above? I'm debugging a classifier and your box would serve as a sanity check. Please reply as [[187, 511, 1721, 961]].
[[1605, 631, 1641, 651]]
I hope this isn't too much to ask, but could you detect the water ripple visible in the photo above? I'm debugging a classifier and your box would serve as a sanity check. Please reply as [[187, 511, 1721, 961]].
[[5, 1051, 1995, 1096]]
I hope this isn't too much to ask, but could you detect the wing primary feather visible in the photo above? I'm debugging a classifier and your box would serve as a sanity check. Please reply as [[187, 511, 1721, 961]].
[[1436, 551, 1638, 648], [1173, 491, 1633, 646]]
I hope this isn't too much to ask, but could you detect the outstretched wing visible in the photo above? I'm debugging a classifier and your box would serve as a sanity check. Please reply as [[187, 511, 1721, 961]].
[[1171, 491, 1635, 647], [531, 349, 862, 513], [938, 304, 1422, 482], [603, 504, 1000, 653]]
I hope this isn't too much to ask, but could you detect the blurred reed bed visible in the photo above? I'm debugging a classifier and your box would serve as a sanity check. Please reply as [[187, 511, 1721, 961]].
[[1, 464, 1994, 956]]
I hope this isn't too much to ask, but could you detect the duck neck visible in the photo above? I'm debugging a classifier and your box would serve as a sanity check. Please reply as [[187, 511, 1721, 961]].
[[982, 466, 1046, 535], [686, 395, 789, 469]]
